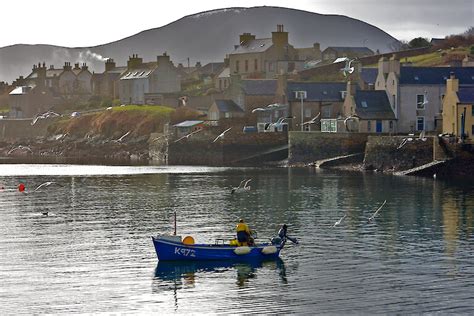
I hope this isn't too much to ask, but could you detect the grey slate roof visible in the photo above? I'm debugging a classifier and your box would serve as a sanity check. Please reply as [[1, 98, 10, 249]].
[[214, 99, 244, 112], [361, 68, 378, 84], [241, 79, 277, 95], [232, 38, 273, 54], [173, 120, 204, 127], [400, 67, 474, 85], [323, 46, 374, 55], [354, 90, 395, 120], [458, 87, 474, 104], [287, 82, 347, 102], [198, 62, 225, 76]]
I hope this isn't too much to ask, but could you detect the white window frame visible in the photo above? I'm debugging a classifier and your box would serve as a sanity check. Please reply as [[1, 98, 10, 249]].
[[416, 116, 425, 131]]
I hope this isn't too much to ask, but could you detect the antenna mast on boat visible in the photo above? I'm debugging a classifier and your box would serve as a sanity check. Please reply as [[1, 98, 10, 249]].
[[173, 211, 177, 236]]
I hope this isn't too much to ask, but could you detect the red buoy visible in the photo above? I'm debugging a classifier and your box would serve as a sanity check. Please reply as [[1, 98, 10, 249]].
[[18, 183, 25, 192]]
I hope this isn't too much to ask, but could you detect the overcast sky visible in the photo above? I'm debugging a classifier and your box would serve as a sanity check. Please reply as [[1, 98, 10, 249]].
[[1, 0, 472, 48]]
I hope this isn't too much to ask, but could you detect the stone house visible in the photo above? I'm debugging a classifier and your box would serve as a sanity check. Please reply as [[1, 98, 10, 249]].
[[442, 74, 474, 141], [321, 47, 374, 61], [92, 58, 127, 99], [215, 67, 230, 91], [191, 62, 225, 84], [375, 56, 474, 133], [287, 81, 347, 131], [25, 62, 92, 98], [9, 85, 59, 118], [228, 25, 319, 79], [119, 53, 181, 105], [207, 99, 245, 121], [342, 81, 396, 133]]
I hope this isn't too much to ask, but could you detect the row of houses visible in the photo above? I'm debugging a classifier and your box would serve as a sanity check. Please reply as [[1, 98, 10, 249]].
[[3, 24, 473, 141]]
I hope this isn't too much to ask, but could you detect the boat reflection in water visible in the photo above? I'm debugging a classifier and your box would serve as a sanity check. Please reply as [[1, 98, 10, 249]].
[[154, 258, 287, 288]]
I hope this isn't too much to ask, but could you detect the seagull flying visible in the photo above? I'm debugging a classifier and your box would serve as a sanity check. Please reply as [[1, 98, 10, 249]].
[[212, 128, 232, 143], [231, 178, 251, 194], [7, 145, 33, 155], [397, 137, 414, 149], [333, 214, 347, 227], [302, 113, 321, 126], [343, 114, 360, 131], [31, 111, 61, 125], [113, 130, 131, 143], [174, 128, 202, 143], [341, 59, 355, 77], [34, 181, 63, 192], [417, 130, 427, 142], [367, 200, 387, 223]]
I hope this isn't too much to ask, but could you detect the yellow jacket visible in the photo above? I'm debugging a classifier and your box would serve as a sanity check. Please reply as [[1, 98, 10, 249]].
[[236, 222, 250, 234]]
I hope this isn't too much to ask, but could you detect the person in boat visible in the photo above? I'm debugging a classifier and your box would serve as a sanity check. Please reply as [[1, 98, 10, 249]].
[[236, 219, 254, 246]]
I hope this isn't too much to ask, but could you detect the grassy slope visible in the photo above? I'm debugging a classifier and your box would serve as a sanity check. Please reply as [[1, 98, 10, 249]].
[[49, 105, 175, 138]]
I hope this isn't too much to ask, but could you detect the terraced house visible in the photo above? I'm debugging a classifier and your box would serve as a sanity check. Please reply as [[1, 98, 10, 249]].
[[375, 56, 474, 133]]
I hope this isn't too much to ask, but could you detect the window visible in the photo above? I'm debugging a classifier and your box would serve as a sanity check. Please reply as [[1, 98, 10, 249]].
[[304, 108, 312, 118], [472, 106, 474, 116], [389, 121, 393, 130], [269, 62, 274, 71], [416, 94, 426, 109], [367, 120, 371, 132], [225, 112, 231, 118], [361, 101, 368, 108], [236, 60, 240, 72], [254, 59, 258, 71], [472, 124, 474, 136], [417, 116, 425, 131], [245, 60, 248, 72], [288, 62, 295, 72]]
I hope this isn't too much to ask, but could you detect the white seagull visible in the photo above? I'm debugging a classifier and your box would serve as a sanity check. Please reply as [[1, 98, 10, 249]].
[[230, 178, 251, 194], [7, 145, 33, 155], [397, 137, 414, 150], [31, 111, 61, 125], [341, 59, 355, 77], [34, 181, 63, 192], [174, 128, 202, 143], [212, 127, 232, 143], [113, 130, 131, 143], [333, 214, 347, 227], [302, 113, 321, 126], [343, 114, 360, 131], [367, 200, 387, 223], [417, 130, 427, 142]]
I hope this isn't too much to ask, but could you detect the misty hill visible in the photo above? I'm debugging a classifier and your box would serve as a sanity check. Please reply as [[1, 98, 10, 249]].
[[0, 6, 400, 83]]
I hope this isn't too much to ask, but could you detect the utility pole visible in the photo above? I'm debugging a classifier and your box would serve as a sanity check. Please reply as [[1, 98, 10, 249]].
[[296, 91, 306, 131]]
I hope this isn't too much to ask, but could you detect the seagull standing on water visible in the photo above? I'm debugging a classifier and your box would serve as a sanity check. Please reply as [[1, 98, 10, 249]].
[[367, 200, 387, 223], [213, 127, 232, 143]]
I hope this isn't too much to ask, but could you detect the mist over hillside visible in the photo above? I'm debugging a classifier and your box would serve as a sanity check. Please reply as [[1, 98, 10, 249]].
[[0, 6, 400, 83]]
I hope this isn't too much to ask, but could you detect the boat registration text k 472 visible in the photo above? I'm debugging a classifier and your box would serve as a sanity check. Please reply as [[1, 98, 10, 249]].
[[174, 247, 196, 257]]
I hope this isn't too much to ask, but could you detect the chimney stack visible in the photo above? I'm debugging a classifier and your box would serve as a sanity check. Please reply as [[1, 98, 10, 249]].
[[105, 58, 116, 72]]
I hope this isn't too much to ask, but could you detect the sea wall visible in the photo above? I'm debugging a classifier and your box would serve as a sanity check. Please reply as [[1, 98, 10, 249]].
[[0, 118, 55, 140], [167, 132, 288, 166], [288, 132, 369, 164], [363, 136, 434, 171]]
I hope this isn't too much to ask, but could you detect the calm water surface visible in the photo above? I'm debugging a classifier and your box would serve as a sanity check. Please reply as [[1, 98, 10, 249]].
[[0, 164, 473, 314]]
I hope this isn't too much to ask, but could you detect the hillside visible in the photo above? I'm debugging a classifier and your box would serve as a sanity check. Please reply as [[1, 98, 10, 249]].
[[0, 6, 400, 83]]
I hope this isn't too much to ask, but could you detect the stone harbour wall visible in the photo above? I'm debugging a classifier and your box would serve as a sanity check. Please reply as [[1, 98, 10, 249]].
[[288, 132, 369, 164], [363, 136, 434, 171]]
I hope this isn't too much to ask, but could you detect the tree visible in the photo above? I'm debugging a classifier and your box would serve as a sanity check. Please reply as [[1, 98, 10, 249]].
[[408, 37, 430, 48]]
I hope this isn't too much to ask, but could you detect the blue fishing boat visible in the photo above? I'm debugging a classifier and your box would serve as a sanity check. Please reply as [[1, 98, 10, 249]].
[[152, 224, 297, 261]]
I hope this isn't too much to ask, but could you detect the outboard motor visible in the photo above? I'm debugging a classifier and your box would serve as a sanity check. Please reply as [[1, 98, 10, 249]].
[[271, 224, 298, 247]]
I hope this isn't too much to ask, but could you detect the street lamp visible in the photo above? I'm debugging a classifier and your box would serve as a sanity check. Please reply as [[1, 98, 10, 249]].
[[295, 91, 307, 131]]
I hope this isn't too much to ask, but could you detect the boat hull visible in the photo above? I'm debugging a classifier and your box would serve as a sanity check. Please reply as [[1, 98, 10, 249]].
[[152, 236, 281, 261]]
